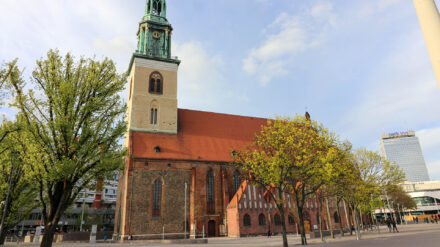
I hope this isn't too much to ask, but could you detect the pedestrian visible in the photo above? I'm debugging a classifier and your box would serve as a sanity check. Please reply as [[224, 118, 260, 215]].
[[391, 218, 399, 233], [386, 218, 392, 232], [415, 217, 418, 224], [267, 229, 271, 238]]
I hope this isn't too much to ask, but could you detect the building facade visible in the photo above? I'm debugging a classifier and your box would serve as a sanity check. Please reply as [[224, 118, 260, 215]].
[[15, 179, 117, 236], [380, 131, 430, 182], [375, 181, 440, 222], [114, 0, 351, 240]]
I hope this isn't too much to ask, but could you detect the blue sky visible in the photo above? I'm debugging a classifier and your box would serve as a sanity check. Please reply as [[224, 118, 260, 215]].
[[1, 0, 440, 180]]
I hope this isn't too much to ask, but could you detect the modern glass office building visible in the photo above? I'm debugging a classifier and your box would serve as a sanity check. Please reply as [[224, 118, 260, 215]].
[[380, 131, 430, 182]]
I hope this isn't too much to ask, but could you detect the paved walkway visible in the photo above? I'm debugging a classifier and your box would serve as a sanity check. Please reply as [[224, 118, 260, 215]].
[[5, 223, 440, 246]]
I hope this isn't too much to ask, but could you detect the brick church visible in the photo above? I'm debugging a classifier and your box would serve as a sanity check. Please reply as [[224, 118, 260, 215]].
[[114, 0, 351, 240]]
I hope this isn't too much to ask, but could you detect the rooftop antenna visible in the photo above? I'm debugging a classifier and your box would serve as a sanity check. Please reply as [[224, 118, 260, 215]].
[[381, 124, 386, 135], [404, 120, 409, 132]]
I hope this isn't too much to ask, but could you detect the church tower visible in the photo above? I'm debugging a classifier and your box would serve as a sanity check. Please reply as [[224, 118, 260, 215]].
[[127, 0, 180, 134]]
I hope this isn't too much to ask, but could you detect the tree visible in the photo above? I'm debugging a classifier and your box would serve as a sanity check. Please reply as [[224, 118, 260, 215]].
[[321, 141, 356, 238], [284, 115, 336, 245], [348, 148, 405, 239], [387, 185, 416, 223], [236, 115, 336, 246], [7, 50, 126, 247], [0, 120, 37, 244]]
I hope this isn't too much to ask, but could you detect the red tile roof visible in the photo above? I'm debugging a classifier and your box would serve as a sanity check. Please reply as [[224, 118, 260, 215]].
[[132, 109, 267, 162]]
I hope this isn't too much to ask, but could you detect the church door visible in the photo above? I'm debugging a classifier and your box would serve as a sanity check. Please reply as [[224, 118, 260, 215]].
[[304, 220, 311, 234], [208, 220, 216, 237]]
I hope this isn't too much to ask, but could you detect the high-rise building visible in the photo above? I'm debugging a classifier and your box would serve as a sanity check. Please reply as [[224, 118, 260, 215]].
[[380, 131, 430, 182]]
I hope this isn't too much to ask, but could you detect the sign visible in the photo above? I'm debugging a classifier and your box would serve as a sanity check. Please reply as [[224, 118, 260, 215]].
[[90, 224, 97, 244], [34, 226, 42, 243]]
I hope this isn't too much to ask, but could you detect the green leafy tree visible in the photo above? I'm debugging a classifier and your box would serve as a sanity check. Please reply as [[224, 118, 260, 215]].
[[0, 120, 37, 244], [347, 148, 405, 239], [7, 50, 126, 247], [283, 116, 336, 245], [320, 141, 355, 238], [236, 115, 336, 246]]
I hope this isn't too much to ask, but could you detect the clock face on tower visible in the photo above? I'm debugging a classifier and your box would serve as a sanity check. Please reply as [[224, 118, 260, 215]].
[[152, 31, 161, 39]]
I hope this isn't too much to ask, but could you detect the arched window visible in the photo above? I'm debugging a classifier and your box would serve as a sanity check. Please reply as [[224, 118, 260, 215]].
[[274, 214, 281, 226], [150, 108, 158, 125], [149, 72, 163, 94], [288, 214, 295, 225], [206, 170, 215, 214], [243, 214, 251, 227], [152, 179, 162, 216], [303, 212, 310, 220], [232, 171, 240, 195], [258, 214, 266, 226], [334, 212, 340, 223]]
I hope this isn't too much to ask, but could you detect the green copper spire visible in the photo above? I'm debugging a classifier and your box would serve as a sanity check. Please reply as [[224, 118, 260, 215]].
[[134, 0, 178, 63]]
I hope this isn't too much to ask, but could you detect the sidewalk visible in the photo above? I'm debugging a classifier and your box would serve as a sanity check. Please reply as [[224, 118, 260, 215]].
[[303, 223, 440, 245], [4, 223, 440, 247]]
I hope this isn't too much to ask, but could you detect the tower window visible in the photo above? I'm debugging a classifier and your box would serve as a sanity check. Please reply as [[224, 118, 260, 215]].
[[152, 179, 162, 216], [149, 72, 163, 94], [150, 108, 158, 125], [207, 170, 215, 214]]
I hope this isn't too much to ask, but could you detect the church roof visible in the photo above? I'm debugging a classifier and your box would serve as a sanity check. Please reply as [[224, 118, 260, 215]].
[[131, 109, 268, 162]]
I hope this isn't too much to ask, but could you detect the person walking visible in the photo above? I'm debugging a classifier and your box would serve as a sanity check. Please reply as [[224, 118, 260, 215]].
[[267, 229, 271, 238], [391, 218, 399, 233], [386, 218, 392, 232]]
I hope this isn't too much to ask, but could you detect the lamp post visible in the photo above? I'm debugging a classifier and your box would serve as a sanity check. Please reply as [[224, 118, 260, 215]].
[[184, 182, 187, 239], [0, 150, 19, 246], [80, 198, 85, 231]]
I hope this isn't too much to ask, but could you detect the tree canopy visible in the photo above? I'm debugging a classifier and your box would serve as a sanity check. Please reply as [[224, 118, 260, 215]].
[[6, 50, 127, 247]]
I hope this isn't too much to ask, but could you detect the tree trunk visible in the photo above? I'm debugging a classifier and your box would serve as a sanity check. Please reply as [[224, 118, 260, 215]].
[[336, 199, 344, 236], [278, 190, 288, 247], [343, 199, 352, 235], [325, 198, 334, 239], [296, 205, 307, 245], [279, 207, 288, 247], [40, 183, 73, 247], [359, 211, 364, 231], [41, 223, 58, 247], [351, 204, 361, 240], [318, 199, 323, 241], [0, 226, 8, 245]]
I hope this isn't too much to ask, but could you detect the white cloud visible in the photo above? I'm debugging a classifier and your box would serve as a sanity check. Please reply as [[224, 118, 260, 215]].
[[425, 160, 440, 181], [418, 127, 440, 155], [0, 0, 136, 73], [342, 28, 440, 143], [242, 2, 336, 85], [356, 0, 406, 20], [94, 36, 136, 72], [173, 41, 250, 110], [417, 127, 440, 180]]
